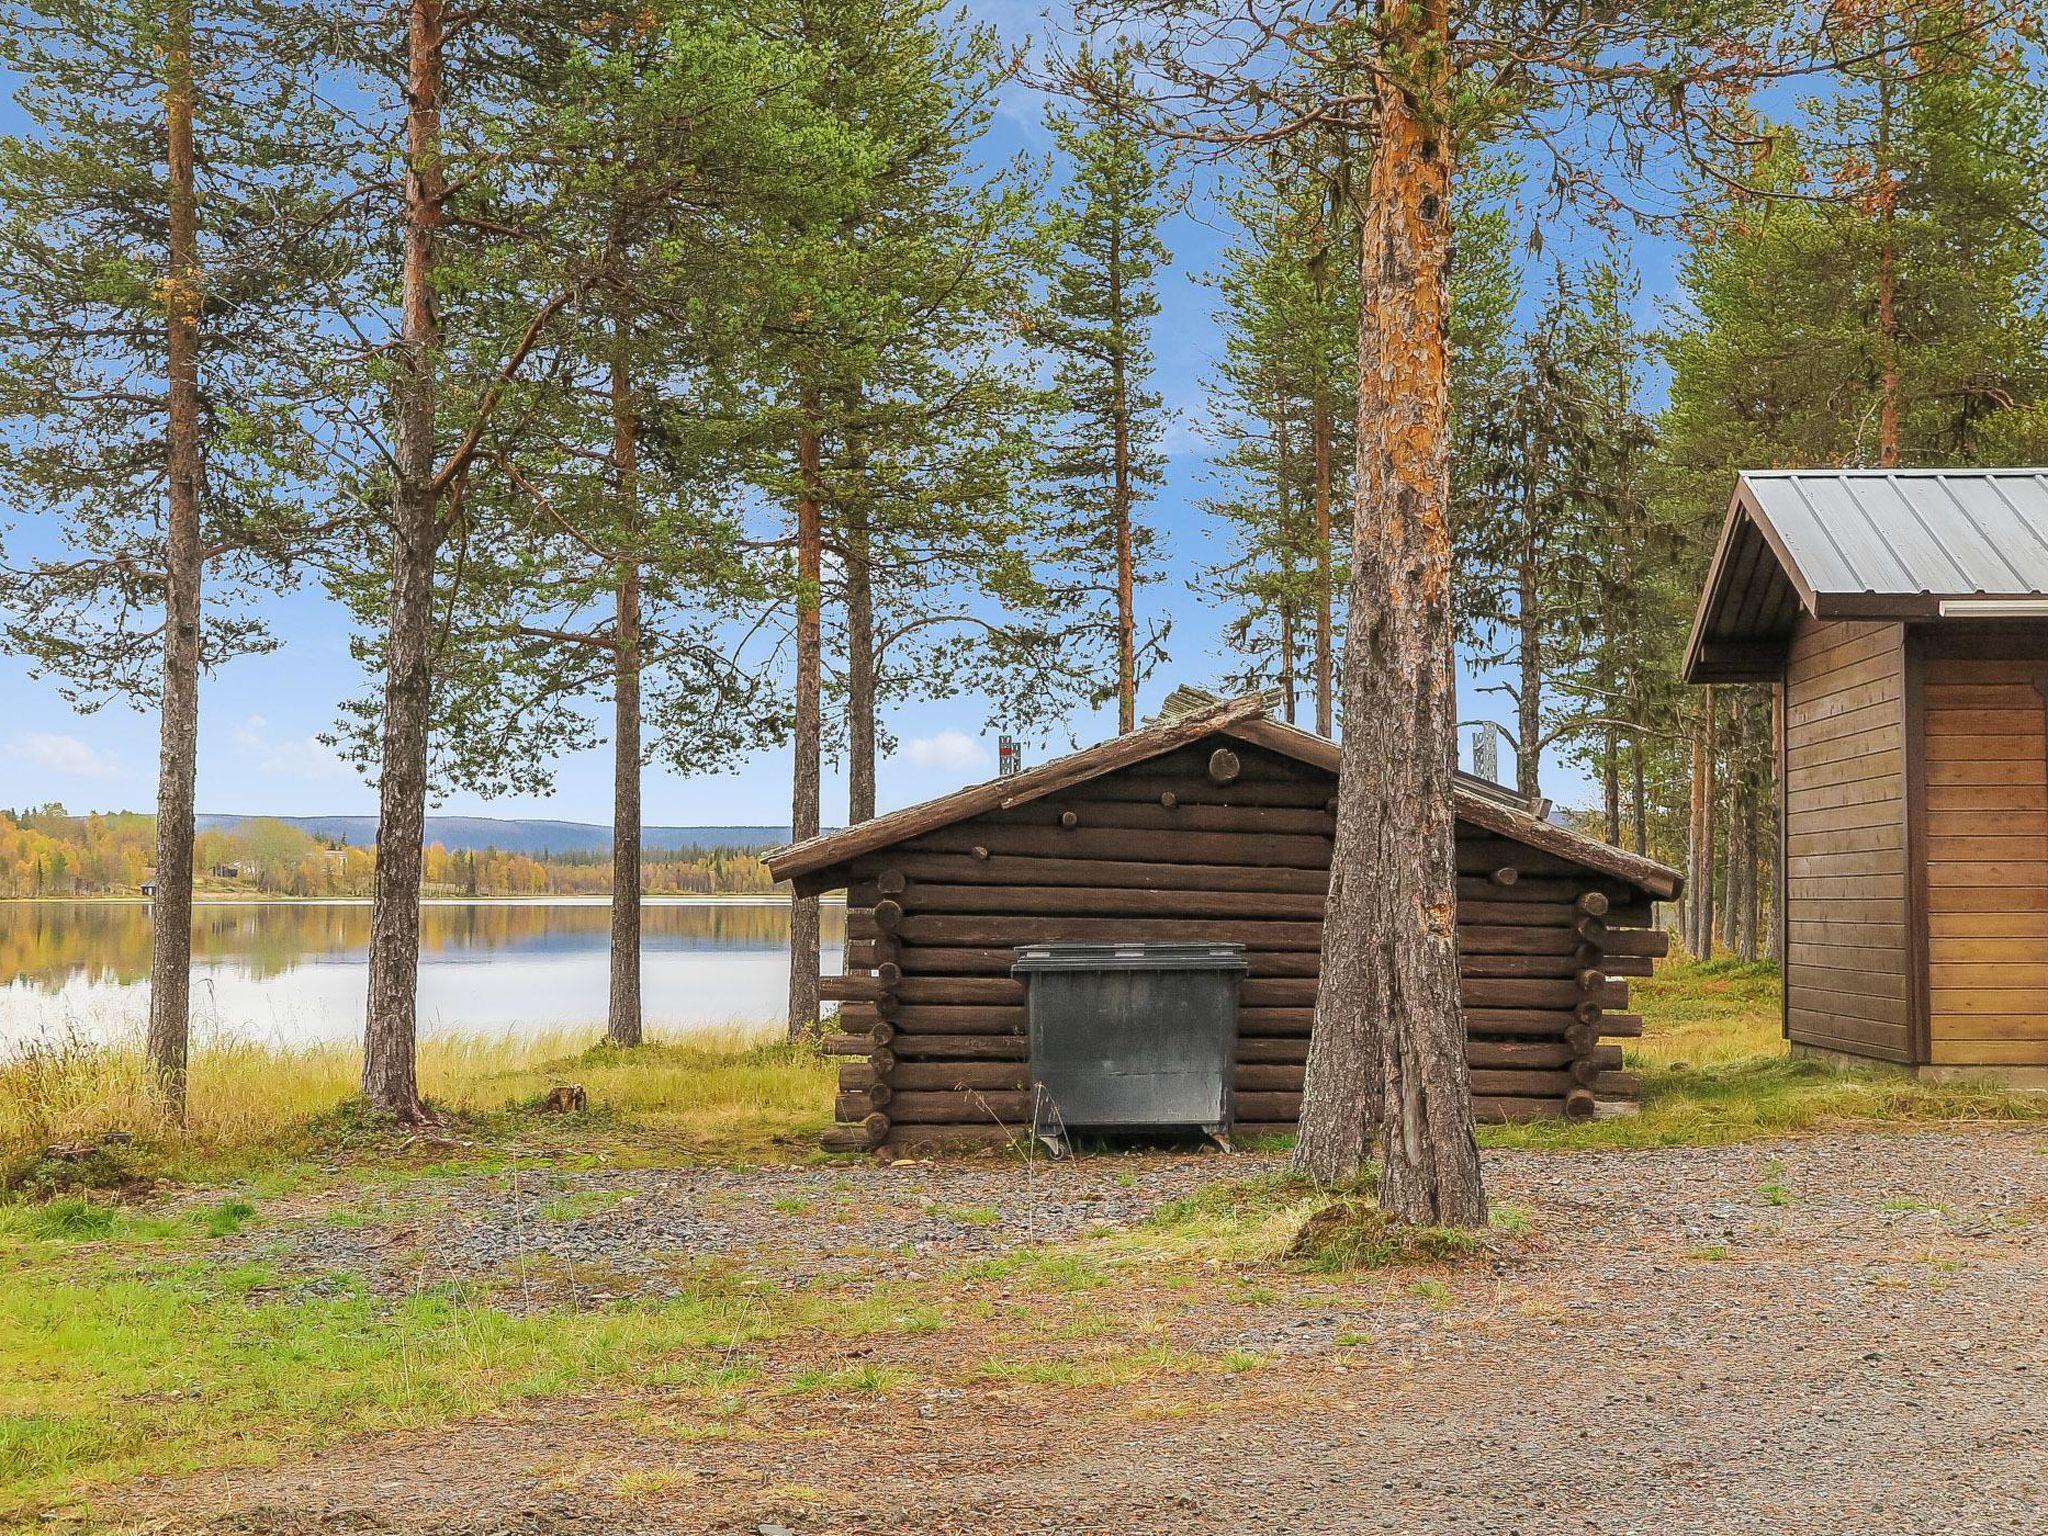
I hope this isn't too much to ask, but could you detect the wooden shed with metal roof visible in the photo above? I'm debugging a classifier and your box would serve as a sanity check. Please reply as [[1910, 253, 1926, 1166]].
[[764, 692, 1681, 1154], [1687, 468, 2048, 1083]]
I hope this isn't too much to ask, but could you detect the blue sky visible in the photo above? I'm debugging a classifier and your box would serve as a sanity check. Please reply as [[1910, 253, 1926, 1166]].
[[0, 1, 1676, 828]]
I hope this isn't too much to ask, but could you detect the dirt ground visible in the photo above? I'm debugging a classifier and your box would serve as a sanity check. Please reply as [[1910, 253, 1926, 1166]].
[[115, 1128, 2048, 1536]]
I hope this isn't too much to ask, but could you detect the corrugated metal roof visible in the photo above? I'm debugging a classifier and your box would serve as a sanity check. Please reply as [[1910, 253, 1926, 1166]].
[[1684, 469, 2048, 682], [1743, 468, 2048, 596]]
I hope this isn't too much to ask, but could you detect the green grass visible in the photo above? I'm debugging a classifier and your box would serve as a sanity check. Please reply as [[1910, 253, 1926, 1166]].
[[1477, 959, 2048, 1152], [0, 1216, 945, 1519]]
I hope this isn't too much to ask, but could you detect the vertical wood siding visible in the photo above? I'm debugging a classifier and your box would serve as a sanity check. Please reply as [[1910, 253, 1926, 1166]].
[[1921, 656, 2048, 1066], [1782, 616, 1912, 1060]]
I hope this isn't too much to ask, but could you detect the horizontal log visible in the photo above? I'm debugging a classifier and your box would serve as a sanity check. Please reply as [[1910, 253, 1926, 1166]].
[[898, 945, 1327, 978], [1594, 1012, 1644, 1038], [1467, 1068, 1575, 1096], [1457, 838, 1600, 880], [1602, 956, 1654, 978], [1457, 924, 1588, 956], [905, 822, 1336, 871], [1236, 1037, 1309, 1064], [1233, 1064, 1304, 1092], [820, 973, 894, 1004], [1458, 899, 1651, 928], [1475, 1095, 1569, 1124], [1454, 875, 1643, 905], [884, 1124, 1029, 1153], [842, 939, 892, 970], [871, 881, 1328, 922], [1462, 977, 1627, 1010], [898, 975, 1020, 1005], [897, 913, 1327, 950], [892, 1004, 1024, 1035], [1077, 776, 1337, 808], [1239, 1006, 1316, 1036], [1461, 1007, 1583, 1038], [1576, 892, 1609, 916], [1601, 926, 1670, 958], [1234, 1091, 1301, 1121], [888, 1090, 1035, 1124], [893, 1062, 1031, 1092], [853, 849, 1332, 896], [1593, 1070, 1641, 1097], [1459, 954, 1596, 980], [983, 798, 1336, 837], [1565, 1087, 1597, 1120], [818, 1031, 876, 1057], [889, 1033, 1028, 1061], [1466, 1039, 1574, 1069]]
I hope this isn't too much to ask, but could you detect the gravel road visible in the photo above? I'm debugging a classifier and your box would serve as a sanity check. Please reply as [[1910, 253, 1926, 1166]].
[[126, 1127, 2048, 1535]]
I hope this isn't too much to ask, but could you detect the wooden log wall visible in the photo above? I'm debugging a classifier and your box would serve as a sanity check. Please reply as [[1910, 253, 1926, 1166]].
[[815, 737, 1662, 1154]]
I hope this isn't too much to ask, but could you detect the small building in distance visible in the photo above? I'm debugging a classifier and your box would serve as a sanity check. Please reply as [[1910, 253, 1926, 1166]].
[[1686, 468, 2048, 1084], [766, 691, 1680, 1155]]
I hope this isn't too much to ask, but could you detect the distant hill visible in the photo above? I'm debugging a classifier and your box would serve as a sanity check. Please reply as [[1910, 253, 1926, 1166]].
[[195, 813, 800, 857]]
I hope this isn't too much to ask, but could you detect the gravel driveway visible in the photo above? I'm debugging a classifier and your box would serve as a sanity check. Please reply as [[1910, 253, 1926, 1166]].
[[127, 1127, 2048, 1535]]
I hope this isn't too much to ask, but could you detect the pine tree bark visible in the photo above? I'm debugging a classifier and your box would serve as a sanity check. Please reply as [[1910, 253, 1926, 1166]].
[[148, 0, 202, 1119], [1110, 217, 1136, 734], [1276, 398, 1297, 723], [845, 427, 876, 825], [1602, 727, 1621, 845], [608, 342, 643, 1048], [1875, 64, 1901, 468], [362, 0, 445, 1121], [787, 390, 824, 1038], [1685, 691, 1717, 961], [1312, 391, 1335, 737], [1297, 18, 1485, 1228]]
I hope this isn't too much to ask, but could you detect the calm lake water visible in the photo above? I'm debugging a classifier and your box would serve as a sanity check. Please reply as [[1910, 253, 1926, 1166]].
[[0, 899, 844, 1052]]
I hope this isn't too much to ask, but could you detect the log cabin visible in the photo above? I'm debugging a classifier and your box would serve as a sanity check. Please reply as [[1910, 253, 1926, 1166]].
[[1686, 467, 2048, 1085], [764, 691, 1682, 1154]]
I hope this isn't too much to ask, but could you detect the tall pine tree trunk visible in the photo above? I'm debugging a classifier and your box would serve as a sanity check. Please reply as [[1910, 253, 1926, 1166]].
[[1312, 394, 1335, 737], [1875, 66, 1900, 468], [787, 391, 823, 1039], [1276, 398, 1297, 722], [608, 341, 643, 1048], [1602, 727, 1621, 845], [362, 0, 444, 1120], [148, 0, 202, 1118], [1298, 19, 1485, 1227], [845, 426, 876, 825], [1686, 691, 1717, 961], [1110, 222, 1136, 733]]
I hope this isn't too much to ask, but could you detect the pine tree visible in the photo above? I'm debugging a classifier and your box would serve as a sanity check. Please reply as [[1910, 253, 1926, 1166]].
[[1037, 48, 1177, 735], [373, 2, 855, 1051], [0, 0, 333, 1113], [760, 0, 1070, 1037]]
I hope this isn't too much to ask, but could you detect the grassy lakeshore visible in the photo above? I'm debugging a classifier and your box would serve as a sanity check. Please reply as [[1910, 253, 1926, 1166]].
[[2, 960, 2047, 1524], [5, 960, 2042, 1186]]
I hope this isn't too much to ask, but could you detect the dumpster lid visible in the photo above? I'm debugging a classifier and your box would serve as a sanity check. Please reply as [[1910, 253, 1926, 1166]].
[[1012, 940, 1249, 973]]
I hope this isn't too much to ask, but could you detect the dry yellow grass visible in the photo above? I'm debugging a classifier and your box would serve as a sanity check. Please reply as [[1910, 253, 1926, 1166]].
[[1, 1024, 836, 1169]]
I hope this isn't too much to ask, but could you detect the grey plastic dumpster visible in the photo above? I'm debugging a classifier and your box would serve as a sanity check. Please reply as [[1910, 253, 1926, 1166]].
[[1011, 941, 1248, 1142]]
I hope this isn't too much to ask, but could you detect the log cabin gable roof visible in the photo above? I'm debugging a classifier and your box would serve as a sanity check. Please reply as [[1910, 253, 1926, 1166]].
[[764, 693, 1682, 900], [1686, 468, 2048, 683]]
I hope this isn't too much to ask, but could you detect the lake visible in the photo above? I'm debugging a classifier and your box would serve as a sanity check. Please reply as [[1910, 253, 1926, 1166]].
[[0, 899, 844, 1052]]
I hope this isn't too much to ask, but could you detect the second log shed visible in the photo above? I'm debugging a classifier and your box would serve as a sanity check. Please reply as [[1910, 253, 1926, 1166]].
[[765, 692, 1684, 1154]]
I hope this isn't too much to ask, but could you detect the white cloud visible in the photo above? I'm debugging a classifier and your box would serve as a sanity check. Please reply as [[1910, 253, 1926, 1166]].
[[9, 732, 122, 780], [231, 715, 352, 782], [899, 729, 990, 774]]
